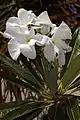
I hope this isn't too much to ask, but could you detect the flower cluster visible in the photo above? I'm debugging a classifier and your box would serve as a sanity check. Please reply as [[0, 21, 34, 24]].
[[4, 8, 72, 66]]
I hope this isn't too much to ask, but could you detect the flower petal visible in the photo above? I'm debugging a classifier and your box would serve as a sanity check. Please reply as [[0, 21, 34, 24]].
[[36, 11, 52, 25], [18, 8, 32, 25], [3, 31, 13, 39], [4, 28, 21, 38], [6, 17, 23, 37], [34, 34, 49, 46], [52, 21, 72, 40], [44, 41, 59, 62], [58, 49, 65, 66], [8, 39, 20, 60], [40, 25, 50, 34], [6, 17, 19, 29], [54, 39, 72, 52], [19, 44, 36, 59]]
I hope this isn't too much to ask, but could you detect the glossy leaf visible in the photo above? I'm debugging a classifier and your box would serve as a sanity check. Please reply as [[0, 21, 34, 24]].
[[42, 57, 57, 93], [0, 52, 48, 95], [68, 28, 80, 67], [66, 99, 80, 120], [68, 75, 80, 90], [61, 54, 80, 92], [0, 101, 45, 120], [0, 52, 37, 84], [0, 70, 40, 93], [17, 108, 42, 120], [0, 100, 33, 110]]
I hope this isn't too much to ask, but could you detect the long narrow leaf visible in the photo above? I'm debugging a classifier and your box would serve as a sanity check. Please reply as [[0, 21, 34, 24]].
[[61, 54, 80, 92], [66, 99, 80, 120], [0, 69, 40, 93], [68, 28, 80, 67], [0, 100, 33, 110], [0, 53, 49, 95], [16, 108, 42, 120], [0, 101, 45, 120], [0, 52, 37, 84], [42, 57, 57, 93]]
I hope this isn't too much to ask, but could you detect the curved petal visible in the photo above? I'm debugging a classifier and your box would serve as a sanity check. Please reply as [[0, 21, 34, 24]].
[[3, 31, 13, 39], [6, 17, 19, 29], [13, 35, 27, 44], [28, 28, 35, 38], [28, 39, 36, 46], [4, 28, 21, 38], [19, 44, 36, 59], [44, 41, 59, 62], [6, 17, 23, 37], [58, 49, 65, 66], [18, 8, 32, 25], [28, 10, 36, 22], [40, 25, 50, 34], [36, 11, 52, 26], [8, 39, 20, 60], [52, 21, 72, 40], [55, 39, 72, 52], [34, 35, 49, 46], [4, 29, 27, 44]]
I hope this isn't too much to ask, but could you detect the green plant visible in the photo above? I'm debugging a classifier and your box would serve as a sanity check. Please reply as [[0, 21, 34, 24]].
[[0, 9, 80, 120]]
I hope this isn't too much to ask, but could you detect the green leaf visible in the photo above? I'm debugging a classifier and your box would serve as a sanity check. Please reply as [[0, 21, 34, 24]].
[[0, 70, 39, 93], [66, 99, 80, 120], [0, 52, 37, 84], [42, 57, 57, 93], [61, 54, 80, 92], [68, 28, 80, 67], [68, 75, 80, 90], [25, 108, 42, 120], [0, 53, 49, 95], [0, 101, 44, 120], [0, 100, 32, 110]]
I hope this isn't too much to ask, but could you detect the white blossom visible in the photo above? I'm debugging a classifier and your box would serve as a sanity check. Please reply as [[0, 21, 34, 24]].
[[35, 11, 56, 34]]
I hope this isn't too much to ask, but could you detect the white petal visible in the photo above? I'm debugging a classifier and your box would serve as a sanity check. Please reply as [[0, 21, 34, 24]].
[[34, 35, 49, 46], [52, 21, 72, 40], [58, 49, 65, 66], [28, 10, 36, 22], [6, 17, 19, 29], [44, 41, 59, 62], [28, 28, 35, 38], [40, 25, 50, 34], [51, 24, 57, 35], [55, 39, 72, 52], [8, 39, 20, 60], [36, 11, 52, 25], [28, 39, 36, 46], [3, 31, 13, 39], [19, 44, 36, 59], [4, 28, 20, 38], [13, 35, 26, 44], [6, 17, 24, 37], [18, 8, 32, 25]]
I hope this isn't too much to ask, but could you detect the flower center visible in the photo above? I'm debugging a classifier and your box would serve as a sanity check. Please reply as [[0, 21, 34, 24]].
[[26, 37, 30, 43], [52, 39, 56, 44]]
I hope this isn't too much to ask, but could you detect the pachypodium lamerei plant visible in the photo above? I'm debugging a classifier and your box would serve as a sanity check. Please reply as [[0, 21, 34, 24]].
[[0, 8, 80, 120]]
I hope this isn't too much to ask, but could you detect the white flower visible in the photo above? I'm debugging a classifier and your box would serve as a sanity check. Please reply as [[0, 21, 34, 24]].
[[52, 22, 72, 66], [5, 27, 48, 60], [44, 22, 72, 66], [44, 40, 59, 62], [35, 11, 56, 34], [5, 8, 36, 36]]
